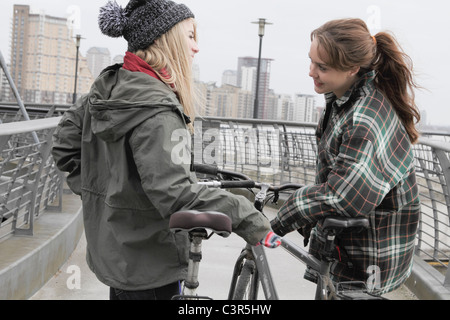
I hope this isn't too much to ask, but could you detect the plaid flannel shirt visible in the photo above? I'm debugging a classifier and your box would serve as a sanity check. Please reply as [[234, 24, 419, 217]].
[[271, 71, 420, 294]]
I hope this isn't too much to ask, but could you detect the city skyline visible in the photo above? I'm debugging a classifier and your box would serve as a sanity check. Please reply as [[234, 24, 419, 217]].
[[1, 3, 315, 122], [0, 0, 449, 125]]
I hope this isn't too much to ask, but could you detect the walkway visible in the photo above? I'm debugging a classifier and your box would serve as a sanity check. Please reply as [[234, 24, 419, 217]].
[[0, 191, 83, 300], [29, 207, 417, 300]]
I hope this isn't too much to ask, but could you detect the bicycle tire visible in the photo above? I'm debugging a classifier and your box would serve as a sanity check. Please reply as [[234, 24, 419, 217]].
[[231, 260, 259, 300]]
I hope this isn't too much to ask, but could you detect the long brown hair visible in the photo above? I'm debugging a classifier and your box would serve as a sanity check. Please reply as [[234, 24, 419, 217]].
[[311, 18, 421, 143]]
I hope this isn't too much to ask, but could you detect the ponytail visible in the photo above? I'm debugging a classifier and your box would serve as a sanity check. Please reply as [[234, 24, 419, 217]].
[[372, 32, 421, 143]]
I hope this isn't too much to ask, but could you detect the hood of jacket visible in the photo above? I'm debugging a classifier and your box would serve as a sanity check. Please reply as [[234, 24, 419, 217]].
[[88, 64, 186, 142]]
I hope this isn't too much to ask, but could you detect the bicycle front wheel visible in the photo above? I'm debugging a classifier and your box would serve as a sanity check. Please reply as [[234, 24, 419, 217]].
[[231, 260, 259, 300]]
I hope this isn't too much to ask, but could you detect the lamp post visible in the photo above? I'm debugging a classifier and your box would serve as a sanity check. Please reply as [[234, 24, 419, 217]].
[[72, 34, 81, 104], [251, 19, 272, 119]]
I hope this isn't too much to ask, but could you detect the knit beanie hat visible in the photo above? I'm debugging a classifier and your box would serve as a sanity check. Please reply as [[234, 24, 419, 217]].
[[98, 0, 194, 52]]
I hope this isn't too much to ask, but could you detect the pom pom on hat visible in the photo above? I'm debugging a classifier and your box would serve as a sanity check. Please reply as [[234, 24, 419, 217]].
[[98, 1, 129, 38]]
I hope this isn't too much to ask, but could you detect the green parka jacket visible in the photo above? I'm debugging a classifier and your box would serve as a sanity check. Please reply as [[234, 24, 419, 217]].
[[52, 64, 271, 290]]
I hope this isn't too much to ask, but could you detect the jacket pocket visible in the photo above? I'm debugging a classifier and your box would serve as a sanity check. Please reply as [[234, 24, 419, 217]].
[[171, 231, 189, 266]]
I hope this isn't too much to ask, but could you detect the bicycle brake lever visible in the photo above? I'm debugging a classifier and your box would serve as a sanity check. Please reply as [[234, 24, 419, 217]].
[[272, 191, 279, 204]]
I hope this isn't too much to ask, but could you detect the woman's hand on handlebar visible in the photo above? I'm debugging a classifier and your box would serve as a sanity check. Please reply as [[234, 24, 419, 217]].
[[258, 231, 282, 248]]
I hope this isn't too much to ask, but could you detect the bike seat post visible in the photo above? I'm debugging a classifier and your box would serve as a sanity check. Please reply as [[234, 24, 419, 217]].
[[319, 230, 336, 277], [323, 230, 336, 261], [169, 210, 232, 299], [314, 230, 337, 300], [183, 229, 208, 297]]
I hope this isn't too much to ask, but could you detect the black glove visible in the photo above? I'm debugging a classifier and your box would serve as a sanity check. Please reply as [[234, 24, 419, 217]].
[[297, 224, 313, 247]]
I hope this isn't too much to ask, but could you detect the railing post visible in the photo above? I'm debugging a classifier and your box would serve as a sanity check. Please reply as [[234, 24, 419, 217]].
[[0, 51, 39, 144], [432, 148, 450, 287], [13, 129, 54, 236]]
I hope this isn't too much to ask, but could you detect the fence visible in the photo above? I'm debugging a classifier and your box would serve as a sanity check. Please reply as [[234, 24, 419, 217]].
[[0, 116, 62, 241], [413, 138, 450, 287]]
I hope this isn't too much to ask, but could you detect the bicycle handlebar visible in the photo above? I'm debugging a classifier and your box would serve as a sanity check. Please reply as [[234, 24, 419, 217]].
[[193, 163, 304, 191], [221, 180, 256, 189], [192, 163, 219, 176]]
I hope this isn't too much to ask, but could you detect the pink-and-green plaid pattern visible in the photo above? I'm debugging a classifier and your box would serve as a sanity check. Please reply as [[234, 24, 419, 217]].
[[271, 71, 420, 294]]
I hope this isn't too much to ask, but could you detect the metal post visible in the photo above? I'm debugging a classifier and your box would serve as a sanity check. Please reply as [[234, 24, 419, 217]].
[[253, 35, 263, 119], [72, 35, 81, 104], [0, 50, 39, 144], [251, 19, 272, 119]]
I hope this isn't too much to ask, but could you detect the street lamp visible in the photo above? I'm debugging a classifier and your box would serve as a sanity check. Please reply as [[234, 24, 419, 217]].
[[251, 18, 272, 119], [73, 34, 82, 104]]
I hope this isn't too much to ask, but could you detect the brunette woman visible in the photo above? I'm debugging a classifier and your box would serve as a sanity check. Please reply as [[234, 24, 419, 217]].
[[271, 18, 421, 295]]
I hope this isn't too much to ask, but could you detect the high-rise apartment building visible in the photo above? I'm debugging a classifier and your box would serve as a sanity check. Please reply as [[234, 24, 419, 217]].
[[264, 89, 279, 121], [213, 84, 240, 118], [277, 94, 293, 121], [9, 5, 94, 104], [112, 55, 125, 65], [195, 81, 253, 119], [292, 94, 316, 123], [192, 63, 200, 82], [237, 57, 273, 119], [240, 66, 256, 92], [221, 70, 237, 87], [86, 47, 111, 78], [236, 90, 254, 119], [195, 81, 215, 117]]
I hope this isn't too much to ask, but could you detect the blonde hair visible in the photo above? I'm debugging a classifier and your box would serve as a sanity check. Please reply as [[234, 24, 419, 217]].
[[134, 18, 198, 130]]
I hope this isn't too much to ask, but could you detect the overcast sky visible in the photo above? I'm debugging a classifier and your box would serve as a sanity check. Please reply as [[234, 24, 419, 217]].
[[1, 0, 449, 126]]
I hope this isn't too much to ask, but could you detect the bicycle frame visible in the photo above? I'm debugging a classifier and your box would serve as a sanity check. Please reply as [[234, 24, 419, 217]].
[[280, 237, 337, 300], [185, 164, 382, 300], [228, 216, 383, 300], [227, 235, 338, 300], [228, 243, 279, 300]]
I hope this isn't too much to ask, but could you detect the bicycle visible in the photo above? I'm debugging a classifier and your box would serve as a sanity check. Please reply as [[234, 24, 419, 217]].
[[169, 164, 385, 300]]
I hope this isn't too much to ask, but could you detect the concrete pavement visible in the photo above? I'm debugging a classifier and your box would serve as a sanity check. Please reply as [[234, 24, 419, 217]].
[[30, 207, 417, 300]]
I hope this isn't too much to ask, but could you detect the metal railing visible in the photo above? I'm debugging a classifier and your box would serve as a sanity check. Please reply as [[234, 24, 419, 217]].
[[0, 117, 62, 241], [195, 116, 450, 290], [413, 138, 450, 286]]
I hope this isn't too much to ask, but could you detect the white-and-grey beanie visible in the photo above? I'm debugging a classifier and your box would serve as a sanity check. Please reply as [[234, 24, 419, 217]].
[[98, 0, 194, 52]]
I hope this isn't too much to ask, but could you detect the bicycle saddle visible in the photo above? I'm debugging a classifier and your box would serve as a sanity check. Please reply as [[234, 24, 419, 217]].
[[322, 216, 369, 233], [169, 210, 232, 237]]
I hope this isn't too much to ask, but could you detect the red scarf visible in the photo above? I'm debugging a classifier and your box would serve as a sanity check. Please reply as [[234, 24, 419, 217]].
[[122, 51, 174, 88]]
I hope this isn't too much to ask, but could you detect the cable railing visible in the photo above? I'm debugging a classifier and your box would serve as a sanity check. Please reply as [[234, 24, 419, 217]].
[[0, 117, 62, 241]]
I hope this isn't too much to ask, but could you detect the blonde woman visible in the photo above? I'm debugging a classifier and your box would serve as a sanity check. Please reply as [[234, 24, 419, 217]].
[[52, 0, 277, 300]]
